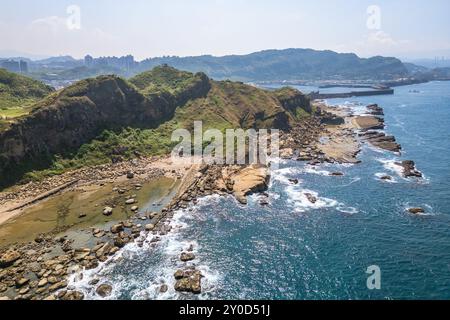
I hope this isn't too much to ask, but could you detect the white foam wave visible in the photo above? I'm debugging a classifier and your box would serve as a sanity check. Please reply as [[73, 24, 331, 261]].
[[67, 199, 222, 300]]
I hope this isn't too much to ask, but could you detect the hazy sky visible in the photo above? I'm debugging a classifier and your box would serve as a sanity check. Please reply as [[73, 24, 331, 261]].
[[1, 0, 449, 60]]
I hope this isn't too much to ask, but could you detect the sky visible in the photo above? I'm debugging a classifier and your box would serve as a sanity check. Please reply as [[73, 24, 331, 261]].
[[0, 0, 449, 61]]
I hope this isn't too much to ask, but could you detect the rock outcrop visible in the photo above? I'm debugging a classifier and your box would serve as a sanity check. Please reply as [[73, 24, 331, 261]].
[[396, 160, 422, 178]]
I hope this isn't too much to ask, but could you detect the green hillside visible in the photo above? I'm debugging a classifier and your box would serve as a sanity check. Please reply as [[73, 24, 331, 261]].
[[0, 66, 311, 186]]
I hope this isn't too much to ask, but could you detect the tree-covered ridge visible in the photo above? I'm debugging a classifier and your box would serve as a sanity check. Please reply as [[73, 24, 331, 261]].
[[137, 49, 409, 81]]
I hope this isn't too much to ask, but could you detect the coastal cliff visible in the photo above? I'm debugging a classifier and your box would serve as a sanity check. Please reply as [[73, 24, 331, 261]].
[[0, 66, 312, 187]]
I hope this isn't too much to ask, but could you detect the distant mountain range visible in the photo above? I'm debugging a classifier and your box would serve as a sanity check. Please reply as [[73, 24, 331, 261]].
[[2, 48, 450, 84], [136, 49, 409, 81]]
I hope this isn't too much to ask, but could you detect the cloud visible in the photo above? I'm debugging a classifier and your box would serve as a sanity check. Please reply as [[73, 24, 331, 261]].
[[5, 15, 118, 58], [366, 30, 398, 46]]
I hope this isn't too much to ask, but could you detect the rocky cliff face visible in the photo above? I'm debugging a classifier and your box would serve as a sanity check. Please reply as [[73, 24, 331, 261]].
[[0, 73, 211, 180]]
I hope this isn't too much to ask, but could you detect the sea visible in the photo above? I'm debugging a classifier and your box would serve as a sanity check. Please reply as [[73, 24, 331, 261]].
[[70, 81, 450, 300]]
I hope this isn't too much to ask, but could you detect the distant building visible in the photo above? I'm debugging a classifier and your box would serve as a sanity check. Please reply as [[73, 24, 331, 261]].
[[19, 60, 28, 73], [1, 60, 20, 72], [84, 55, 94, 67], [1, 59, 28, 73]]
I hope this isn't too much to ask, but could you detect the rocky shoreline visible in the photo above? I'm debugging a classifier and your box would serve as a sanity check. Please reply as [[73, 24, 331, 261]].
[[0, 102, 424, 300]]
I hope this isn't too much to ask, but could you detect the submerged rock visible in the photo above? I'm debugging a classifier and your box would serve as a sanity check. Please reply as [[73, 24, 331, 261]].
[[304, 193, 317, 204], [408, 208, 425, 215], [96, 284, 112, 297]]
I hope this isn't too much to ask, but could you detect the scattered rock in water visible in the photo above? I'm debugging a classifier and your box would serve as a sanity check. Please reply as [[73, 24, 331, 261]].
[[130, 206, 139, 212], [174, 270, 203, 294], [259, 198, 269, 206], [110, 224, 124, 234], [160, 284, 168, 293], [396, 160, 423, 178], [145, 224, 155, 231], [113, 237, 127, 248], [380, 175, 393, 181], [174, 270, 185, 280], [288, 178, 299, 185], [359, 131, 401, 152], [88, 279, 100, 286], [96, 284, 112, 297], [367, 104, 384, 116], [304, 193, 318, 204], [180, 252, 195, 262], [330, 172, 344, 177], [103, 207, 113, 216], [408, 208, 425, 215]]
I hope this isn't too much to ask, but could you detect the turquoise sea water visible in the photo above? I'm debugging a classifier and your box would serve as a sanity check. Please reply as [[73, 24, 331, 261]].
[[71, 81, 450, 300]]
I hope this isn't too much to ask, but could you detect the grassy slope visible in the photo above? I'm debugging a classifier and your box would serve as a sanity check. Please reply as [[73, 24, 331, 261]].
[[0, 68, 54, 109], [10, 66, 310, 182], [0, 69, 54, 132]]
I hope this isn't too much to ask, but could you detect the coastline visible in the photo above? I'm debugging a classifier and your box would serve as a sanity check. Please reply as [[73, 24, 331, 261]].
[[0, 100, 425, 300]]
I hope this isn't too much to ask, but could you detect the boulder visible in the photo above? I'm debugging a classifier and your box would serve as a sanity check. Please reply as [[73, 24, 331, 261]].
[[397, 160, 423, 178], [408, 208, 425, 215], [180, 252, 195, 262], [304, 193, 317, 204], [0, 250, 21, 268], [96, 284, 113, 297], [61, 291, 85, 300], [15, 278, 30, 288], [125, 199, 136, 205], [160, 284, 168, 293], [103, 207, 113, 216], [110, 224, 124, 234]]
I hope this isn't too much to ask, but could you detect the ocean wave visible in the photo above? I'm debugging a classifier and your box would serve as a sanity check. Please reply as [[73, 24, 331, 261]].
[[67, 201, 222, 300], [377, 158, 406, 179], [377, 158, 429, 184]]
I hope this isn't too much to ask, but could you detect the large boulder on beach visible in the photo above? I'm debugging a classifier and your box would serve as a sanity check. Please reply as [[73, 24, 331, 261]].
[[229, 165, 271, 205]]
